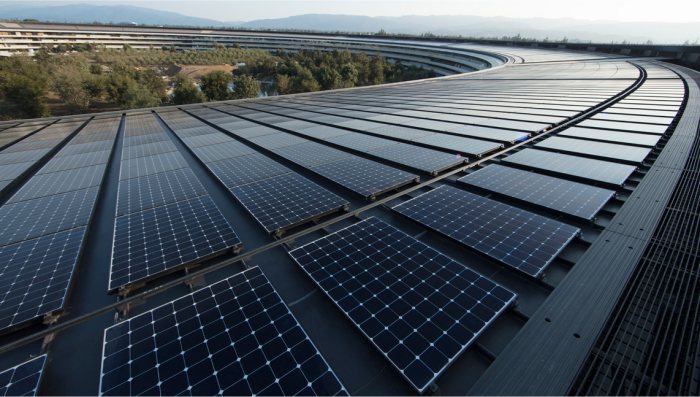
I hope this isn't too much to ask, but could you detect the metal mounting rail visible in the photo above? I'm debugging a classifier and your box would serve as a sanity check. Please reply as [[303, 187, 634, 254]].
[[0, 62, 646, 356]]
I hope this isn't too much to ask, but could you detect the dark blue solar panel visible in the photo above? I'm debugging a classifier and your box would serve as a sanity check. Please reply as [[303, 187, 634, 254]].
[[100, 267, 346, 396], [0, 355, 46, 396], [229, 173, 349, 234], [0, 227, 85, 331], [458, 164, 615, 220], [392, 185, 580, 277], [289, 217, 516, 393], [109, 196, 241, 291]]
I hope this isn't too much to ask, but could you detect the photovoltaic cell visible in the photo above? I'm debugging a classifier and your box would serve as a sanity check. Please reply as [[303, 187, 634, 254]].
[[116, 168, 207, 216], [109, 196, 241, 291], [37, 150, 111, 174], [0, 187, 98, 246], [393, 185, 580, 277], [99, 267, 346, 396], [501, 149, 636, 186], [272, 142, 352, 168], [0, 227, 85, 331], [0, 355, 46, 396], [309, 157, 417, 198], [458, 165, 615, 220], [229, 173, 348, 234], [288, 217, 516, 393], [577, 119, 668, 134]]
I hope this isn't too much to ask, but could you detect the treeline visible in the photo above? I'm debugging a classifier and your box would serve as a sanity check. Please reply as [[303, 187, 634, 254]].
[[0, 47, 434, 120], [246, 50, 435, 94]]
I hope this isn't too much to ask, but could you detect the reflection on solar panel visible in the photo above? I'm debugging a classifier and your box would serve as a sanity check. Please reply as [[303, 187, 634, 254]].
[[458, 164, 615, 220], [229, 173, 348, 234], [0, 187, 98, 246], [309, 157, 417, 199], [559, 127, 660, 147], [119, 151, 187, 180], [502, 149, 636, 186], [206, 153, 290, 188], [0, 355, 47, 396], [116, 168, 207, 216], [191, 141, 256, 163], [7, 164, 106, 203], [99, 267, 346, 396], [577, 119, 668, 134], [272, 142, 351, 168], [535, 137, 651, 163], [368, 144, 466, 174], [0, 227, 85, 331], [412, 134, 502, 157], [393, 185, 580, 277], [289, 217, 515, 393], [109, 196, 241, 291]]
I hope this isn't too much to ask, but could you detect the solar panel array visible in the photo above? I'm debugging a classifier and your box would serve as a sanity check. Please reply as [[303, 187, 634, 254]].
[[0, 355, 47, 396], [393, 185, 581, 278], [159, 110, 349, 234], [0, 117, 118, 331], [109, 114, 241, 291], [186, 108, 419, 199], [213, 104, 469, 174], [289, 217, 516, 392], [458, 164, 615, 220], [100, 267, 346, 396]]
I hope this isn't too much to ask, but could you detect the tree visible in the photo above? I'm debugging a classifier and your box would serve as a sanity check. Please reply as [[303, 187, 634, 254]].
[[171, 73, 204, 105], [275, 74, 291, 95], [0, 56, 50, 118], [231, 74, 260, 99], [315, 65, 342, 90], [339, 63, 358, 87], [368, 57, 385, 85], [201, 70, 231, 101]]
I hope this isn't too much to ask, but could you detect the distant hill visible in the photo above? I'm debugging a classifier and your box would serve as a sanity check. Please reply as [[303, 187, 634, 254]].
[[0, 4, 698, 44], [0, 3, 232, 27]]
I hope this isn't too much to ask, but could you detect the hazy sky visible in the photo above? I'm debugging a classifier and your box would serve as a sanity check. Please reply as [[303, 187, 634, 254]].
[[4, 0, 699, 23]]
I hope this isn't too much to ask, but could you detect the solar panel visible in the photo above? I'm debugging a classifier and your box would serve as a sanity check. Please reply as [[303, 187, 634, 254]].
[[37, 150, 111, 174], [249, 133, 308, 149], [288, 217, 516, 393], [122, 141, 177, 160], [502, 148, 636, 186], [535, 136, 651, 163], [368, 144, 466, 174], [191, 141, 256, 163], [577, 119, 668, 134], [458, 164, 615, 220], [0, 187, 98, 246], [116, 168, 207, 216], [206, 154, 291, 188], [326, 134, 394, 151], [229, 173, 348, 234], [0, 355, 47, 396], [272, 142, 352, 168], [559, 127, 660, 147], [7, 164, 107, 204], [119, 152, 188, 181], [109, 196, 241, 291], [392, 185, 580, 277], [309, 157, 417, 198], [0, 227, 85, 331], [446, 124, 529, 144], [412, 134, 502, 157], [99, 267, 346, 396]]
